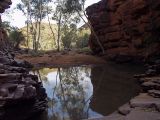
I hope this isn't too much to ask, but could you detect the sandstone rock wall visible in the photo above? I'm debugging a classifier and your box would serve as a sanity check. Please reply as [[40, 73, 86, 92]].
[[87, 0, 160, 62]]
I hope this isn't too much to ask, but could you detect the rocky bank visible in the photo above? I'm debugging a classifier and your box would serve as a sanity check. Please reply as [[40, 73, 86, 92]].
[[0, 1, 47, 120], [86, 0, 160, 62]]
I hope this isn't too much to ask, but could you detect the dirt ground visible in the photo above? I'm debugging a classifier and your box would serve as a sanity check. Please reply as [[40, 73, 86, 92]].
[[16, 51, 106, 67]]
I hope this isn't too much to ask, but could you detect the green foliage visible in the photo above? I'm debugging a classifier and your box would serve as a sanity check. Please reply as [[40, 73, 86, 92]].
[[61, 31, 72, 49], [76, 33, 89, 48], [52, 0, 81, 51], [61, 24, 90, 50], [21, 23, 57, 50], [9, 29, 25, 49], [64, 0, 86, 13], [78, 47, 91, 53], [15, 0, 90, 52], [17, 0, 52, 19], [61, 24, 77, 49], [1, 21, 12, 33], [20, 22, 90, 51], [76, 29, 90, 48], [4, 0, 94, 53], [17, 0, 53, 52]]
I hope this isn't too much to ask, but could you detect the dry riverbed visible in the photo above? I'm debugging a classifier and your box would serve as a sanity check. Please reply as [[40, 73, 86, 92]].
[[16, 51, 106, 67]]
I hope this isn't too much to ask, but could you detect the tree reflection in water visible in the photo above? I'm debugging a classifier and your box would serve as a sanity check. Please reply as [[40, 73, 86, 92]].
[[33, 67, 99, 120], [31, 63, 144, 120]]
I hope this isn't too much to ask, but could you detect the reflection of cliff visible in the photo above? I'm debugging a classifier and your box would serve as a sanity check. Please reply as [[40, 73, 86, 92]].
[[87, 0, 160, 61], [90, 63, 144, 115]]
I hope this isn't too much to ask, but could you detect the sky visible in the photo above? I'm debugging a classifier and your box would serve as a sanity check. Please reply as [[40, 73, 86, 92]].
[[1, 0, 101, 28]]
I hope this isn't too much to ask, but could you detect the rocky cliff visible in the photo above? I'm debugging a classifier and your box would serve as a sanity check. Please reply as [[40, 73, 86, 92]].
[[87, 0, 160, 62]]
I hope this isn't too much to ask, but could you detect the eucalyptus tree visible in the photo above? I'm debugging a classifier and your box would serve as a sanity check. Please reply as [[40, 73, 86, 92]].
[[17, 0, 30, 48], [9, 29, 25, 50], [17, 0, 52, 52], [52, 0, 63, 52], [63, 0, 105, 53], [52, 0, 80, 51], [61, 22, 78, 49]]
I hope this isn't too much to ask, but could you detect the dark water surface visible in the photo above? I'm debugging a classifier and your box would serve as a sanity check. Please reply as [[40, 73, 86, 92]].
[[32, 62, 144, 120]]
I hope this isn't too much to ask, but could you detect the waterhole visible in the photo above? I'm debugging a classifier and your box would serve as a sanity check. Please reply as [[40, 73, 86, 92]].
[[32, 63, 144, 120]]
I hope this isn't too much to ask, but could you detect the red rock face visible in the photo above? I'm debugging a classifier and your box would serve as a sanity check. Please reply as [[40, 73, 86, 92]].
[[87, 0, 160, 61]]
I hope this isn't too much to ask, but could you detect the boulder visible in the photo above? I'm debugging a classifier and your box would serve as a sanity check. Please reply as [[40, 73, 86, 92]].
[[148, 90, 160, 98], [130, 93, 160, 110], [142, 81, 160, 90], [118, 103, 132, 115]]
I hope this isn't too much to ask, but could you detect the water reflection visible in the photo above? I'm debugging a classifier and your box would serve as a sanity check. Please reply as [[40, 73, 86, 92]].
[[32, 67, 101, 120], [32, 63, 144, 120], [90, 63, 144, 115]]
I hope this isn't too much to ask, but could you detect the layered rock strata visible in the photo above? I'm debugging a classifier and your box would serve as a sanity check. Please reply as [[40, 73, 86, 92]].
[[0, 53, 47, 120], [86, 0, 160, 62]]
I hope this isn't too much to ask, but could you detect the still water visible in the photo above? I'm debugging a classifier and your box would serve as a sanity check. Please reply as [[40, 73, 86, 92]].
[[33, 63, 144, 120]]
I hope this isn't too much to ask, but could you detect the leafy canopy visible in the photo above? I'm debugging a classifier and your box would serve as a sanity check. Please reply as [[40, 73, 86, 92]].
[[64, 0, 86, 13]]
